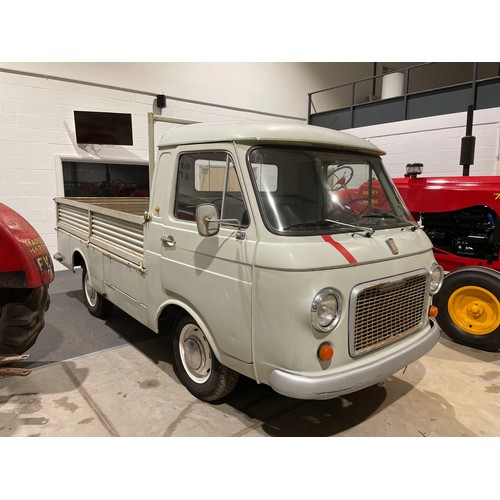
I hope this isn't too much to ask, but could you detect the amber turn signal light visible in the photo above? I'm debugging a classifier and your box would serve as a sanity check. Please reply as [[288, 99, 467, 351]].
[[318, 343, 334, 361], [429, 305, 438, 318]]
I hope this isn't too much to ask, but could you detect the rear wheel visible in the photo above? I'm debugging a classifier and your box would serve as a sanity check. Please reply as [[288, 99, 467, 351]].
[[434, 267, 500, 351], [0, 285, 50, 355], [82, 266, 113, 318], [173, 315, 239, 401]]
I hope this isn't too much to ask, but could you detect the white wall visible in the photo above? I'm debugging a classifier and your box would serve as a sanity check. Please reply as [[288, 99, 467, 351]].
[[0, 62, 374, 119], [345, 107, 500, 178]]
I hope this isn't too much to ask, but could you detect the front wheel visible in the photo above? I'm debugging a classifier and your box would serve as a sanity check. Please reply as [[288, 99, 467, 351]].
[[173, 316, 239, 401], [434, 267, 500, 351], [82, 266, 113, 318]]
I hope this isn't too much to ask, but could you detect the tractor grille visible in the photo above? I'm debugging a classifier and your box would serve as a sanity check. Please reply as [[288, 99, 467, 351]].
[[349, 271, 428, 357]]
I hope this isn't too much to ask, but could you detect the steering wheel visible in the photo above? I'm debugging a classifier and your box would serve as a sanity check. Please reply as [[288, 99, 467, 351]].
[[327, 196, 371, 220], [327, 165, 354, 191], [344, 197, 370, 215]]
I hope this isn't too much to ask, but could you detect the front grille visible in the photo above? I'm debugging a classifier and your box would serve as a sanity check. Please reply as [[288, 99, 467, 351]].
[[349, 271, 428, 357]]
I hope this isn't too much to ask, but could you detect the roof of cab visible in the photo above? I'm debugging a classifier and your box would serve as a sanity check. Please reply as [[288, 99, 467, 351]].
[[158, 121, 383, 155]]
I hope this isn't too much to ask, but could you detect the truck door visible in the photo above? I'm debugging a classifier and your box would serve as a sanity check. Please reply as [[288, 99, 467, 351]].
[[160, 148, 256, 363]]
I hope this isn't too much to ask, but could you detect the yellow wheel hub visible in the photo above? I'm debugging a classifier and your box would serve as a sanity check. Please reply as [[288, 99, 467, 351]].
[[448, 285, 500, 335]]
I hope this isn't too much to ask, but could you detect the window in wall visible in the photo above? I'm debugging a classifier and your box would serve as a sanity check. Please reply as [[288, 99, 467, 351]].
[[74, 111, 133, 145], [175, 151, 249, 226], [62, 161, 149, 197]]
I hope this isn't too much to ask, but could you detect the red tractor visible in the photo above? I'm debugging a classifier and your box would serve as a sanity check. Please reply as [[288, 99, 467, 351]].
[[394, 169, 500, 351], [0, 203, 54, 375]]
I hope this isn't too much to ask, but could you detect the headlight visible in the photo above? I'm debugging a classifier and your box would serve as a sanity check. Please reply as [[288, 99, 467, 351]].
[[429, 263, 444, 295], [311, 288, 341, 332]]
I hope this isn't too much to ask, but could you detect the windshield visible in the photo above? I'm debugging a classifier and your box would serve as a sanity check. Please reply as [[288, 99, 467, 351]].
[[247, 146, 413, 235]]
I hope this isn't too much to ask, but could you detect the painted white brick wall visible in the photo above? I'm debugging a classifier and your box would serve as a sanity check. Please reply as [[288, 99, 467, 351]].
[[345, 107, 500, 178], [0, 70, 298, 271]]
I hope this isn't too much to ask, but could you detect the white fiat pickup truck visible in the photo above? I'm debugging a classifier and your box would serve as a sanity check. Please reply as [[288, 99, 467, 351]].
[[54, 119, 443, 401]]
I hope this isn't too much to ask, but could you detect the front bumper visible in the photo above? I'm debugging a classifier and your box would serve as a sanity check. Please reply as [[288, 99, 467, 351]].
[[268, 321, 440, 400]]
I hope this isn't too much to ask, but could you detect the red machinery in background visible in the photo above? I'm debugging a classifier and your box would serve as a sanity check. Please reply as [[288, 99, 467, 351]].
[[0, 203, 54, 376], [394, 170, 500, 351]]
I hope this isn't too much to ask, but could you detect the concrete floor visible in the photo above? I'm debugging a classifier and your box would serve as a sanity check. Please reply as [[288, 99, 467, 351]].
[[1, 270, 499, 437]]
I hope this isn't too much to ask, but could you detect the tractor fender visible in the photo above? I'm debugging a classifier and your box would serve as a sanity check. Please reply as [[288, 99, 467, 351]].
[[0, 203, 54, 289]]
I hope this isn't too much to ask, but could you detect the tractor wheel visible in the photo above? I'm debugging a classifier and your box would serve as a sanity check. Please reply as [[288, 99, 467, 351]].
[[434, 267, 500, 351], [0, 285, 50, 355]]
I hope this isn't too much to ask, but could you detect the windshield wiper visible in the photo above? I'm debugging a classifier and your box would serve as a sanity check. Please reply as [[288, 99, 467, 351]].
[[325, 219, 374, 237], [283, 218, 374, 237], [361, 212, 420, 231], [282, 219, 335, 230]]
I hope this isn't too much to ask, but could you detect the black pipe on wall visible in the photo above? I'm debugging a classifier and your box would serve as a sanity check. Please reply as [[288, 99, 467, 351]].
[[460, 104, 476, 176]]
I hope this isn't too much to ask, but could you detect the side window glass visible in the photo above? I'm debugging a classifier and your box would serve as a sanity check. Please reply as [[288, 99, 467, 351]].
[[174, 152, 249, 226]]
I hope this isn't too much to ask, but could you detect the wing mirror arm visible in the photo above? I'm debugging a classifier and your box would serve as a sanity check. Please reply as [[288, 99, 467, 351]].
[[196, 204, 246, 240]]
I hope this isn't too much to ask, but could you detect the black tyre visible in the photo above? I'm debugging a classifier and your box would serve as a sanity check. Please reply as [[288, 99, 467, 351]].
[[82, 266, 113, 318], [434, 267, 500, 351], [173, 315, 239, 401], [0, 285, 50, 355]]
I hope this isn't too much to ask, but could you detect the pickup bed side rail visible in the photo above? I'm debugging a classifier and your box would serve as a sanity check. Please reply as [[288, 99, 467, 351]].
[[55, 197, 148, 267]]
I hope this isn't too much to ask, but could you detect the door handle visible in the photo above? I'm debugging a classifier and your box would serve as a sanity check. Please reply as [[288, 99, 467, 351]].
[[161, 235, 176, 248]]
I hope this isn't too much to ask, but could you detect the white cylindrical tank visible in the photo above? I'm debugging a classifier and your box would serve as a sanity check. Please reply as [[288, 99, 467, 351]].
[[381, 72, 405, 99]]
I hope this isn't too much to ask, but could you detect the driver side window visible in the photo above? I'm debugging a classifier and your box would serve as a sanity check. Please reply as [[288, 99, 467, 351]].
[[174, 151, 249, 226]]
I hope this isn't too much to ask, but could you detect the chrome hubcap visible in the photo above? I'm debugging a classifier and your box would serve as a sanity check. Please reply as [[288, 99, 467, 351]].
[[84, 273, 97, 307], [179, 324, 212, 384]]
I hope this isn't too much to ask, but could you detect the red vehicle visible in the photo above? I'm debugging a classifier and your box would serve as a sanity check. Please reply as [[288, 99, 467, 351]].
[[0, 203, 54, 375], [394, 171, 500, 351]]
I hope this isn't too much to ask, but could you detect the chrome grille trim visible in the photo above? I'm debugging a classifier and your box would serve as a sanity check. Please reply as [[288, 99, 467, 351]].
[[349, 270, 429, 357]]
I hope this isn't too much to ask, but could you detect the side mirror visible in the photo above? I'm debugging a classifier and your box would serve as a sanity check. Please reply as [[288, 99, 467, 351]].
[[195, 203, 246, 240], [196, 203, 220, 237]]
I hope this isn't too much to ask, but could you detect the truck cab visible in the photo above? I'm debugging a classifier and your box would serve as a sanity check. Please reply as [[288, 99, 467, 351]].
[[55, 121, 442, 401]]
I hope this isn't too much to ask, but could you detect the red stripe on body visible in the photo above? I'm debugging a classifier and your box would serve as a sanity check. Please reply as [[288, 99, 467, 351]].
[[321, 235, 357, 264]]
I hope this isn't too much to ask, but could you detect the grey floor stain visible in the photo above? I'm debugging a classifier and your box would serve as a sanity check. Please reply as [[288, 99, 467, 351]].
[[53, 396, 79, 413], [139, 379, 160, 389]]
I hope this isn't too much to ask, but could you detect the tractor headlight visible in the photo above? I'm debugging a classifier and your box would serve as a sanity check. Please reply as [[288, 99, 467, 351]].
[[311, 288, 342, 332], [429, 263, 444, 295]]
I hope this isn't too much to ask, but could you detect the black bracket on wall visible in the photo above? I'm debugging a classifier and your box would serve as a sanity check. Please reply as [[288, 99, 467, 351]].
[[156, 94, 166, 109]]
